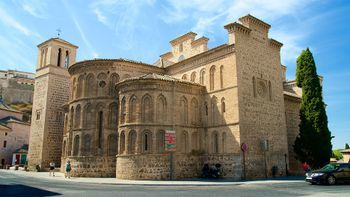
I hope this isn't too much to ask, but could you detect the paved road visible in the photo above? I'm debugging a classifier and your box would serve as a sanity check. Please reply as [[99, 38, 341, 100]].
[[1, 171, 349, 197]]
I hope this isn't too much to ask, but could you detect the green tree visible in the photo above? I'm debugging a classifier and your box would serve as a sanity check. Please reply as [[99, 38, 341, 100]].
[[332, 149, 343, 161], [293, 48, 332, 169], [345, 143, 350, 149]]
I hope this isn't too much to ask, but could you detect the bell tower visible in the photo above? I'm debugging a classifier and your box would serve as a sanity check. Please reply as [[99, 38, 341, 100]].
[[28, 38, 78, 169]]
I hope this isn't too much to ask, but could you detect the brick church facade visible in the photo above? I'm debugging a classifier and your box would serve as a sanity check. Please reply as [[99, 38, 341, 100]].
[[28, 14, 303, 179]]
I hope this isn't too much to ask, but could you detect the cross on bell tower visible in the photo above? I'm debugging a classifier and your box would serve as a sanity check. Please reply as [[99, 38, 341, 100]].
[[56, 28, 61, 38]]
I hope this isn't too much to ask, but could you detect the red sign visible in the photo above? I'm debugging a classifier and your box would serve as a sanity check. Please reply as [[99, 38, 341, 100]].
[[241, 143, 248, 152], [165, 130, 176, 151]]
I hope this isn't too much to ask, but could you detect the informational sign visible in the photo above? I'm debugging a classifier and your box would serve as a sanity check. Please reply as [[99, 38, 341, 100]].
[[165, 130, 176, 151]]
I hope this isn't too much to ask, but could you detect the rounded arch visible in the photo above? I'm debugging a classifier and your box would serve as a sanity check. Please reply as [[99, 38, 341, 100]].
[[83, 103, 93, 128], [129, 95, 137, 122], [141, 94, 153, 123], [156, 94, 167, 123], [142, 130, 152, 153], [119, 131, 126, 154], [182, 74, 188, 80], [108, 102, 118, 128], [180, 96, 188, 125], [85, 73, 95, 97], [69, 106, 74, 130], [191, 98, 199, 125], [220, 65, 224, 89], [212, 131, 219, 154], [77, 75, 84, 98], [96, 103, 105, 149], [73, 135, 80, 156], [128, 130, 137, 154], [109, 73, 120, 96], [190, 72, 197, 82], [181, 131, 189, 153], [82, 134, 91, 156], [221, 97, 226, 114], [156, 130, 165, 153], [74, 104, 81, 128], [191, 131, 199, 151], [72, 78, 76, 99], [210, 65, 216, 91], [107, 133, 118, 156], [120, 97, 126, 124], [200, 68, 206, 85], [97, 72, 107, 96]]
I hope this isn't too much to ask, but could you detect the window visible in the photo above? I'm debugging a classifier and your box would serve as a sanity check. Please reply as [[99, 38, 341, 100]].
[[179, 43, 183, 52], [182, 74, 188, 80], [3, 140, 6, 148], [221, 98, 226, 113], [252, 77, 256, 97], [57, 48, 61, 67], [5, 132, 7, 136], [190, 72, 196, 82], [128, 130, 137, 154], [157, 130, 165, 153], [64, 51, 69, 68], [220, 65, 224, 89], [212, 132, 219, 153], [98, 111, 103, 148], [142, 131, 152, 153], [180, 97, 188, 124], [141, 94, 153, 123], [200, 69, 205, 85], [73, 135, 80, 156], [129, 96, 137, 122], [156, 95, 167, 123], [121, 97, 126, 124], [120, 131, 126, 154], [36, 110, 41, 120], [210, 65, 215, 91]]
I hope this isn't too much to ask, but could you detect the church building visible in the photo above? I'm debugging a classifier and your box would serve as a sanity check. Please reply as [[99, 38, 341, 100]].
[[28, 14, 303, 179]]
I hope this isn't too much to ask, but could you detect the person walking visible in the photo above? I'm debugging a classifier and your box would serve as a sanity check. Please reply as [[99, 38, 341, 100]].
[[65, 160, 72, 178], [49, 161, 55, 176]]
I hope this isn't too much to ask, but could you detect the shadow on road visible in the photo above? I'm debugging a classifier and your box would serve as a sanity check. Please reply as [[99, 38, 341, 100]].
[[0, 184, 61, 197]]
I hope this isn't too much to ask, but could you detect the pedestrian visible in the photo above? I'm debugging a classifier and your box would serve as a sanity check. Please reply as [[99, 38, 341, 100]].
[[65, 160, 72, 178], [49, 161, 55, 176], [302, 162, 311, 173]]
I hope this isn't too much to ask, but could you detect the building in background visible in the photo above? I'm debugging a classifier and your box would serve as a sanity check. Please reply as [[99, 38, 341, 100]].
[[0, 69, 34, 104], [0, 99, 30, 168]]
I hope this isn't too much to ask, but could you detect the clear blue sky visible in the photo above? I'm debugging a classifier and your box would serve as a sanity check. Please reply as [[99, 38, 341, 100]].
[[0, 0, 349, 149]]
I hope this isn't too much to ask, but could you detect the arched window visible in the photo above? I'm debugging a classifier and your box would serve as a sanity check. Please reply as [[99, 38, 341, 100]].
[[222, 132, 226, 153], [109, 102, 118, 128], [220, 65, 224, 89], [210, 65, 215, 90], [109, 73, 119, 97], [65, 50, 69, 68], [77, 75, 84, 98], [82, 134, 91, 156], [142, 130, 152, 153], [191, 131, 199, 151], [121, 97, 126, 124], [128, 130, 137, 154], [221, 98, 226, 114], [190, 72, 196, 82], [156, 95, 167, 123], [83, 103, 92, 128], [180, 97, 188, 124], [252, 77, 256, 97], [96, 104, 104, 149], [72, 78, 76, 99], [157, 130, 165, 153], [182, 74, 188, 80], [268, 81, 272, 101], [211, 96, 217, 125], [204, 101, 208, 116], [191, 98, 199, 125], [69, 107, 74, 130], [74, 105, 81, 128], [108, 134, 118, 156], [178, 55, 185, 61], [85, 74, 95, 97], [73, 135, 80, 156], [200, 69, 205, 85], [129, 95, 137, 122], [119, 131, 126, 154], [181, 131, 189, 153], [97, 73, 107, 96], [57, 48, 61, 67], [212, 131, 219, 153], [141, 94, 153, 123]]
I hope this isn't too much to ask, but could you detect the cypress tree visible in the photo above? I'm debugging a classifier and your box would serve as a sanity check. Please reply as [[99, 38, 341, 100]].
[[293, 48, 332, 169], [345, 143, 350, 149]]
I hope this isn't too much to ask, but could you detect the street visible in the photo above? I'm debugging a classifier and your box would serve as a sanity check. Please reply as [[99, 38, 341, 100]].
[[0, 170, 349, 197]]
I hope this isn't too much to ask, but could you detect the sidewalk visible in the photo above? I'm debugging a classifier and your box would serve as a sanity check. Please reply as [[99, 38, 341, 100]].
[[0, 169, 304, 186]]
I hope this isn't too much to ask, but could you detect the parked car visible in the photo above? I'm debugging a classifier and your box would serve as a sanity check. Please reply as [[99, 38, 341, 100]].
[[306, 163, 350, 185]]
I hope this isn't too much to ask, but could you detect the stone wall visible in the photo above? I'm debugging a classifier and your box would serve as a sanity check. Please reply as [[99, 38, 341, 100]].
[[116, 153, 242, 180], [61, 156, 116, 177], [1, 79, 34, 104]]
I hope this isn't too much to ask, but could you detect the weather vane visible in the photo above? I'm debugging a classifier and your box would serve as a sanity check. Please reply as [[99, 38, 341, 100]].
[[56, 28, 61, 38]]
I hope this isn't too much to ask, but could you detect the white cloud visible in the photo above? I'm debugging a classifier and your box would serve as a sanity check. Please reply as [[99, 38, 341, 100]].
[[62, 0, 98, 59], [0, 5, 41, 38], [12, 0, 48, 19]]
